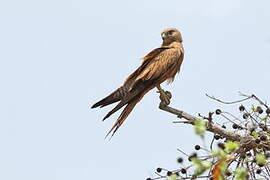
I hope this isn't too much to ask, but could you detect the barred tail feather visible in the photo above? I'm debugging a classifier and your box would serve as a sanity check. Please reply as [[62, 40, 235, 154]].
[[91, 86, 128, 108], [102, 101, 126, 121], [91, 96, 120, 109], [105, 99, 139, 138], [105, 92, 146, 138]]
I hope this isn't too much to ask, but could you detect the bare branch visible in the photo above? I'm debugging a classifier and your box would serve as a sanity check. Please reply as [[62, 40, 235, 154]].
[[206, 93, 252, 104]]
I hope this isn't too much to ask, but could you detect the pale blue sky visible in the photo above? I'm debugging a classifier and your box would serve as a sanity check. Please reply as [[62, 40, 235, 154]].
[[0, 0, 270, 179]]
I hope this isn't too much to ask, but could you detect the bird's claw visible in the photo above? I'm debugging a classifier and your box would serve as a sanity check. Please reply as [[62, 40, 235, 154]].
[[165, 91, 172, 99], [158, 90, 172, 105]]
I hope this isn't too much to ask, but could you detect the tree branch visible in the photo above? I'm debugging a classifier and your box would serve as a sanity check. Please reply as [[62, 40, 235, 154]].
[[159, 103, 243, 142], [159, 103, 270, 151]]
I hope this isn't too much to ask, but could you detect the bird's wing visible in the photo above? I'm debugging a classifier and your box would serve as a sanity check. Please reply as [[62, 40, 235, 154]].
[[141, 46, 171, 63], [102, 47, 170, 120], [104, 47, 183, 137], [91, 47, 169, 109], [134, 47, 182, 85], [124, 46, 170, 84]]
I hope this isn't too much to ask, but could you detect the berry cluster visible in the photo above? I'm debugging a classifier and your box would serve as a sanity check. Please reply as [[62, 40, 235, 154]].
[[147, 94, 270, 180]]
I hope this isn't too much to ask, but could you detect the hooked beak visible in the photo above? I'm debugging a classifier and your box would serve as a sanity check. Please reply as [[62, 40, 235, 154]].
[[161, 32, 166, 40]]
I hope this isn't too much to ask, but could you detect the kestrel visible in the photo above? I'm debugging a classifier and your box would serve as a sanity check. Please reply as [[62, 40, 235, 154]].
[[91, 28, 184, 137]]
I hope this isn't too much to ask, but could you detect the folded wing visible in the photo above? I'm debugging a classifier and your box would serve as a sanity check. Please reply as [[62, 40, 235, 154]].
[[92, 46, 183, 137]]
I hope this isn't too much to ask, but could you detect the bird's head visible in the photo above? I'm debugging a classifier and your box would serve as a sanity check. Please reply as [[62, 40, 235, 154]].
[[161, 28, 182, 45]]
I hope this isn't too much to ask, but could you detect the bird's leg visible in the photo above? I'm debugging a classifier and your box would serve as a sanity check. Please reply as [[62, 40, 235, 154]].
[[156, 85, 172, 105]]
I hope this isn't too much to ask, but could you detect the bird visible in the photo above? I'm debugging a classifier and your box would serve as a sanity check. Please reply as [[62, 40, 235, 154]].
[[91, 28, 185, 138]]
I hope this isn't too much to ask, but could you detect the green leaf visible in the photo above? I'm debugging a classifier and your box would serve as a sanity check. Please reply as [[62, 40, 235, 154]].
[[218, 161, 228, 172], [217, 174, 224, 180], [167, 174, 177, 180], [194, 119, 206, 137], [212, 149, 227, 158], [191, 157, 202, 167], [256, 153, 266, 166], [224, 141, 239, 154], [201, 161, 211, 169], [251, 130, 259, 138], [251, 105, 256, 112], [262, 115, 269, 121], [191, 158, 211, 176], [234, 168, 248, 180]]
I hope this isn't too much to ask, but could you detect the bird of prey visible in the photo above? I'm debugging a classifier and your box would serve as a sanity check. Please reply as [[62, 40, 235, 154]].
[[91, 28, 184, 137]]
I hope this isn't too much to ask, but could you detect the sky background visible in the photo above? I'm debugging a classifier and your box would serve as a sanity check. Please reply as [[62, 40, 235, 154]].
[[0, 0, 270, 179]]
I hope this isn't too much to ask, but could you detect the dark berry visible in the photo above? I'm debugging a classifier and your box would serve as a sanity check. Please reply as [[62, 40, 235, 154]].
[[195, 145, 201, 150], [255, 139, 261, 144], [156, 168, 162, 173], [177, 157, 183, 163], [260, 135, 267, 141], [225, 170, 232, 176], [222, 125, 226, 129], [181, 168, 187, 174], [240, 154, 246, 159], [167, 171, 172, 176], [256, 169, 262, 174], [243, 113, 249, 119], [266, 108, 270, 114], [146, 178, 151, 180], [256, 106, 263, 114], [260, 124, 268, 131], [239, 105, 245, 111], [218, 143, 225, 150], [232, 123, 238, 129], [215, 109, 221, 115], [214, 134, 220, 140]]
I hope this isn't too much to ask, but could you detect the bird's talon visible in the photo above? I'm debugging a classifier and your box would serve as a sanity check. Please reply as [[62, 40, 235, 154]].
[[157, 88, 171, 105], [164, 99, 170, 105], [159, 94, 170, 105], [159, 101, 167, 107], [165, 91, 172, 99]]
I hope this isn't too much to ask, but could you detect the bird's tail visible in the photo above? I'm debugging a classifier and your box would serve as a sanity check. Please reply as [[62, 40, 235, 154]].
[[91, 86, 128, 108], [101, 87, 145, 121], [102, 101, 126, 121], [105, 96, 142, 138]]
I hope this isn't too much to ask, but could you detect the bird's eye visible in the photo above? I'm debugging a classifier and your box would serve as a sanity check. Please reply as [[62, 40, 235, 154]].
[[168, 30, 174, 36]]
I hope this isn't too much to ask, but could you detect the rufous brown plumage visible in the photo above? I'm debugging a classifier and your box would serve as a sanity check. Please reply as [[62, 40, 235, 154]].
[[91, 28, 184, 137]]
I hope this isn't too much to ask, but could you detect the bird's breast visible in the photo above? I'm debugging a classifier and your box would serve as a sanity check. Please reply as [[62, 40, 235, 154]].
[[165, 48, 184, 83]]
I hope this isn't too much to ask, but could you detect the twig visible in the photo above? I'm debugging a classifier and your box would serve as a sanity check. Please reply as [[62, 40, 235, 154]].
[[177, 148, 189, 157], [239, 92, 270, 109], [206, 93, 252, 104]]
